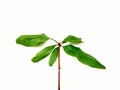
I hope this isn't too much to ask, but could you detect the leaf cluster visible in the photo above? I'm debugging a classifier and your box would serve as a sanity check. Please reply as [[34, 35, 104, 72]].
[[16, 33, 106, 69]]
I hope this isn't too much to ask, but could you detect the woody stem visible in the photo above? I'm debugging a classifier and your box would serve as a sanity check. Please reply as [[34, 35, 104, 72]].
[[58, 43, 61, 90]]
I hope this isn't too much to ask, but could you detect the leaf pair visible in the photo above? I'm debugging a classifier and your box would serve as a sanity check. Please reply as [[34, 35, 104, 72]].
[[32, 45, 58, 66], [16, 34, 83, 46], [63, 45, 106, 69]]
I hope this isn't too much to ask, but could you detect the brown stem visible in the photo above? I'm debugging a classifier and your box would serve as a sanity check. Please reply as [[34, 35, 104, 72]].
[[50, 38, 58, 44], [51, 38, 61, 90], [58, 43, 61, 90]]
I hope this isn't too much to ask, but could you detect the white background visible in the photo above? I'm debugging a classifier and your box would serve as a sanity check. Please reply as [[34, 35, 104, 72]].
[[0, 0, 120, 90]]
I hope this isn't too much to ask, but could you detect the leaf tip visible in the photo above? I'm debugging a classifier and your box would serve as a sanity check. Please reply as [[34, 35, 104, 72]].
[[31, 57, 38, 63], [49, 64, 53, 67], [96, 65, 106, 69], [101, 66, 106, 69], [81, 40, 84, 43], [16, 37, 20, 44], [48, 61, 54, 67]]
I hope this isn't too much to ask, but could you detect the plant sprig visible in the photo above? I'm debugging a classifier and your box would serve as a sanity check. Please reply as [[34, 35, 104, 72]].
[[16, 33, 106, 90]]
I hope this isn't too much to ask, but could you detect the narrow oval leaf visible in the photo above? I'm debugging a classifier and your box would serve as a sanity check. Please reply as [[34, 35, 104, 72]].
[[76, 51, 106, 69], [62, 35, 83, 44], [63, 45, 106, 69], [32, 45, 56, 63], [16, 33, 49, 47], [49, 47, 58, 66]]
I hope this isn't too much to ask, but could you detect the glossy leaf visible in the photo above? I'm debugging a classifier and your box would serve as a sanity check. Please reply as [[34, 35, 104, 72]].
[[32, 45, 56, 63], [49, 47, 58, 66], [63, 45, 106, 69], [62, 35, 83, 44], [16, 33, 49, 47]]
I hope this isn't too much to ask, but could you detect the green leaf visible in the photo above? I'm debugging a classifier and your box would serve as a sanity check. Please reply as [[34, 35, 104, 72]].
[[63, 44, 77, 57], [63, 45, 106, 69], [32, 45, 56, 63], [49, 47, 58, 66], [16, 33, 49, 47], [62, 35, 83, 44]]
